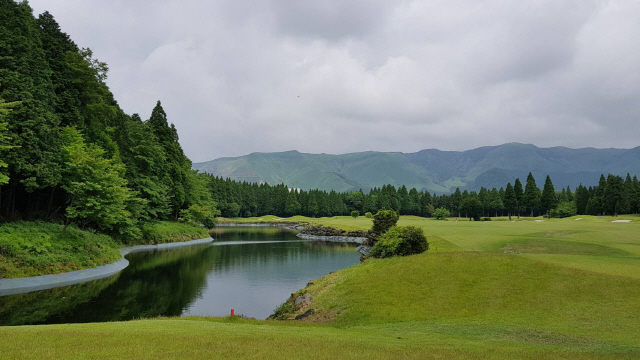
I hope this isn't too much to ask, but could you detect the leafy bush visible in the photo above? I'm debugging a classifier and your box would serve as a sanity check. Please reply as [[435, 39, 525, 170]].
[[550, 201, 577, 218], [434, 208, 450, 220], [365, 212, 373, 218], [180, 204, 220, 229], [369, 226, 428, 258], [372, 209, 399, 236], [351, 210, 360, 219]]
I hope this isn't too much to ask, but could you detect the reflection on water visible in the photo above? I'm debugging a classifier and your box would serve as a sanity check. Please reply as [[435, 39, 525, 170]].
[[0, 227, 360, 325]]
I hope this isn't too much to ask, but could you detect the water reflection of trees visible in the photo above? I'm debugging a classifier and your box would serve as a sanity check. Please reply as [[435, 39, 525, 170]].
[[210, 227, 300, 242], [0, 274, 120, 325], [0, 245, 214, 325], [0, 232, 359, 326]]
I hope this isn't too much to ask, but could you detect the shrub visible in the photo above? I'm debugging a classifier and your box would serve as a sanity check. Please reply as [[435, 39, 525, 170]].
[[372, 209, 399, 236], [351, 210, 360, 219], [433, 208, 450, 220], [369, 226, 428, 258], [365, 212, 373, 218], [180, 204, 220, 229], [550, 201, 577, 218]]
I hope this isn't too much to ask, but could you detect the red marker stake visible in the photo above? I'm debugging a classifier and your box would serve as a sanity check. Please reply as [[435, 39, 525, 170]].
[[231, 309, 234, 317]]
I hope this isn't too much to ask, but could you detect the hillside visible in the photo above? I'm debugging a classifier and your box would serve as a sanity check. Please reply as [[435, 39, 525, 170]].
[[193, 143, 640, 193]]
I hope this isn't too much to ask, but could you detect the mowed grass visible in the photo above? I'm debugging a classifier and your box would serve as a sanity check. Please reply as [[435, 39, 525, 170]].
[[1, 318, 638, 360], [2, 215, 640, 358]]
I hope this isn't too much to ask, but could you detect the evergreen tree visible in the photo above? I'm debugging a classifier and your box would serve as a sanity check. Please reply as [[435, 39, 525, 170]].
[[514, 178, 524, 218], [540, 175, 557, 219], [604, 174, 626, 216], [524, 173, 540, 217], [504, 182, 517, 220], [624, 174, 637, 214], [593, 174, 607, 215], [284, 190, 301, 216], [566, 186, 573, 202], [478, 187, 489, 217], [0, 0, 63, 215], [634, 176, 640, 214], [147, 101, 192, 218], [489, 188, 503, 217], [575, 184, 590, 215], [451, 188, 462, 217], [0, 99, 19, 186]]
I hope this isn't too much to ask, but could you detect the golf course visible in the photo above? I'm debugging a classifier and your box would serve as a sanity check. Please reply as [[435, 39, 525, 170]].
[[1, 215, 639, 359]]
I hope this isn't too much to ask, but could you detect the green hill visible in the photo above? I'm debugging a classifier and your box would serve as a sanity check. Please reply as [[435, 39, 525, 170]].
[[193, 143, 640, 193]]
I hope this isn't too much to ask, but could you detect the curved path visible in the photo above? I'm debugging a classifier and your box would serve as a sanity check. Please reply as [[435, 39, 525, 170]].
[[0, 237, 213, 296]]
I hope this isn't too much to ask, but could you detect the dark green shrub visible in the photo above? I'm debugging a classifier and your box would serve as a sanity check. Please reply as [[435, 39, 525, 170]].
[[351, 210, 360, 219], [365, 212, 373, 218], [372, 209, 399, 235], [369, 226, 428, 258], [481, 217, 492, 221]]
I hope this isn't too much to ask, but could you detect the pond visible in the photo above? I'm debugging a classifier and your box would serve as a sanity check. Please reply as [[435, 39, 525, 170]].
[[0, 227, 361, 325]]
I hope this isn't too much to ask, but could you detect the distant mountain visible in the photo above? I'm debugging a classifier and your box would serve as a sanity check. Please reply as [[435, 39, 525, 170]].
[[192, 143, 640, 193]]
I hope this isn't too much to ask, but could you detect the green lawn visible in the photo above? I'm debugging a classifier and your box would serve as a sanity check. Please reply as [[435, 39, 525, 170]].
[[2, 215, 640, 358]]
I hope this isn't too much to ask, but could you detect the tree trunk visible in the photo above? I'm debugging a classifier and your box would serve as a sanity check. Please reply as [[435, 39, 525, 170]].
[[47, 187, 56, 219]]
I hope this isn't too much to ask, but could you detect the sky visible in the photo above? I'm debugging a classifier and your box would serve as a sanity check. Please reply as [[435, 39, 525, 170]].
[[27, 0, 640, 162]]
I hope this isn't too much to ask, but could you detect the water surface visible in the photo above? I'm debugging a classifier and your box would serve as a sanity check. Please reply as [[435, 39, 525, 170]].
[[0, 227, 360, 325]]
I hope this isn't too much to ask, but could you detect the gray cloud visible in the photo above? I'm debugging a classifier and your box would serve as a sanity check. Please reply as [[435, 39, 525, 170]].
[[27, 0, 640, 162]]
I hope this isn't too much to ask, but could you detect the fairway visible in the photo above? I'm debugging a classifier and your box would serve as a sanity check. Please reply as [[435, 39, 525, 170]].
[[2, 215, 640, 359]]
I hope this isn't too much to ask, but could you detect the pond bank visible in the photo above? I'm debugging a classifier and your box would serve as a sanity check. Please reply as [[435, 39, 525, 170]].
[[0, 237, 213, 296]]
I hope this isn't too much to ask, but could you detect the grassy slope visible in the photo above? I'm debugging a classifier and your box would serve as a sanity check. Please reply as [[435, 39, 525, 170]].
[[2, 215, 640, 358], [0, 221, 209, 279]]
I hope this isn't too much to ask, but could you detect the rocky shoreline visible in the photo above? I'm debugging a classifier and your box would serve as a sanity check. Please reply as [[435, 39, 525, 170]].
[[296, 233, 367, 244], [296, 225, 372, 245], [217, 223, 372, 245]]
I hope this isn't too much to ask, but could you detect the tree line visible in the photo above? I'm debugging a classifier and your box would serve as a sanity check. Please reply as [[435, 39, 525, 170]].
[[0, 2, 217, 239], [206, 171, 640, 220]]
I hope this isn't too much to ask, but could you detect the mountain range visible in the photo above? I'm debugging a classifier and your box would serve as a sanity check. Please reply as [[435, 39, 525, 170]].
[[192, 143, 640, 194]]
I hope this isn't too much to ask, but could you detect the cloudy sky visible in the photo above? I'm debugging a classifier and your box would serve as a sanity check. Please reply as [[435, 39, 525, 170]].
[[28, 0, 640, 162]]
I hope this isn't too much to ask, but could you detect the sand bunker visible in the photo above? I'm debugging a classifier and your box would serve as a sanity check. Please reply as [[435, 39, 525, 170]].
[[534, 220, 546, 222], [611, 220, 632, 223], [575, 218, 583, 221]]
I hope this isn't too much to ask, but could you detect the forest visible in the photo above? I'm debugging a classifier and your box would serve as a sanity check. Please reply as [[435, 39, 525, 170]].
[[1, 0, 638, 243], [206, 172, 640, 220], [0, 1, 217, 240]]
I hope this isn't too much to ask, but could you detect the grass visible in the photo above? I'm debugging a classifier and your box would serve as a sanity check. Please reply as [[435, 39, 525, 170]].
[[0, 221, 209, 279], [2, 318, 638, 360], [2, 215, 640, 358], [0, 222, 121, 279], [139, 221, 209, 244]]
